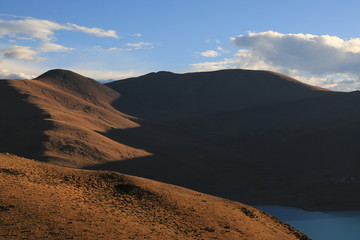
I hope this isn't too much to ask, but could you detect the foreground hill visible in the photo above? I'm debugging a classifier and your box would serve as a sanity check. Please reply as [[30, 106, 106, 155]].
[[0, 153, 309, 240]]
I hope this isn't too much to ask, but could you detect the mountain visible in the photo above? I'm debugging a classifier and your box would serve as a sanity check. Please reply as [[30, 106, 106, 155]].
[[35, 69, 119, 106], [0, 153, 309, 240], [0, 69, 149, 167], [2, 68, 360, 211], [104, 69, 360, 210], [106, 69, 331, 120]]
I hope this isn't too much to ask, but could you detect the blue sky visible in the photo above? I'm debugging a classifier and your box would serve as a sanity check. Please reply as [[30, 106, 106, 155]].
[[1, 0, 360, 91]]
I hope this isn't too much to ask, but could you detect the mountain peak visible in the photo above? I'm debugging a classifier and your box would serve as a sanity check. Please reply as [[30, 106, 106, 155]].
[[143, 71, 175, 77], [35, 69, 86, 81], [35, 69, 119, 105]]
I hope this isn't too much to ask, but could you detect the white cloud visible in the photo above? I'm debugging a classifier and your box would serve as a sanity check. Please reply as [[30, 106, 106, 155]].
[[37, 43, 74, 52], [217, 46, 231, 54], [0, 16, 120, 72], [0, 58, 45, 78], [67, 23, 119, 38], [0, 68, 35, 79], [129, 33, 142, 37], [0, 16, 119, 41], [104, 42, 155, 52], [190, 58, 236, 72], [199, 50, 219, 57], [107, 47, 122, 51], [1, 45, 46, 61], [231, 31, 360, 75], [291, 73, 360, 92], [124, 42, 154, 50], [0, 18, 66, 41], [76, 69, 141, 81], [96, 42, 155, 52]]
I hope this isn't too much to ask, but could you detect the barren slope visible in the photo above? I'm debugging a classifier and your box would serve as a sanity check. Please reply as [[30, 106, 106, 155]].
[[0, 153, 309, 240]]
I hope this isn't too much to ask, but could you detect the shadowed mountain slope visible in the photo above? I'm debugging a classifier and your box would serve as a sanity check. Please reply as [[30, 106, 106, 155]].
[[0, 80, 52, 160], [0, 153, 309, 240], [102, 69, 360, 210], [86, 99, 360, 210]]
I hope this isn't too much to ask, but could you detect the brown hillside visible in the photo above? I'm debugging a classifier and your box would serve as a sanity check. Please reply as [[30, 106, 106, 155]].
[[1, 70, 150, 167], [35, 69, 119, 107], [0, 153, 309, 240]]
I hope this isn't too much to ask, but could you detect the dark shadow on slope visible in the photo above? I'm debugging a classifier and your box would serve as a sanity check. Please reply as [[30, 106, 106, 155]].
[[0, 81, 54, 161], [83, 109, 313, 208], [85, 153, 275, 202], [86, 91, 360, 210]]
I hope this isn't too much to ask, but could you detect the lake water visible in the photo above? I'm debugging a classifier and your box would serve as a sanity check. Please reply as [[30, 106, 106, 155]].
[[256, 206, 360, 240]]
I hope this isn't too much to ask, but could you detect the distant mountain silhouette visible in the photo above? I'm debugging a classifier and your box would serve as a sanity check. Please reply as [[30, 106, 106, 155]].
[[106, 69, 331, 120], [2, 68, 360, 210]]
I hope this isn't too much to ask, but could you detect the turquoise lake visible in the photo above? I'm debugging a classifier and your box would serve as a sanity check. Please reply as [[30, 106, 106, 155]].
[[256, 206, 360, 240]]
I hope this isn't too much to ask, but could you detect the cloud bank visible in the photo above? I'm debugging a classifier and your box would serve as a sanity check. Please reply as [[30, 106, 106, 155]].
[[192, 31, 360, 91], [231, 31, 360, 75]]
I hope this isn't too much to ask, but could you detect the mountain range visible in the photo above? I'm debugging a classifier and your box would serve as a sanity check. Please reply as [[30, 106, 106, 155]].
[[2, 67, 360, 238], [2, 69, 360, 210]]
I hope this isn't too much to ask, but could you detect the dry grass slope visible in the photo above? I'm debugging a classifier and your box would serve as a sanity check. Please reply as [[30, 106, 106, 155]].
[[0, 153, 309, 240]]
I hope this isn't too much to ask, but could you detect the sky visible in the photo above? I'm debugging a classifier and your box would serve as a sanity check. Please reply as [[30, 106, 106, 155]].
[[1, 0, 360, 91]]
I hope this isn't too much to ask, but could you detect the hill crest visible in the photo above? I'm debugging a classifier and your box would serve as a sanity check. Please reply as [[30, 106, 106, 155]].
[[107, 68, 333, 120], [35, 69, 119, 105]]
